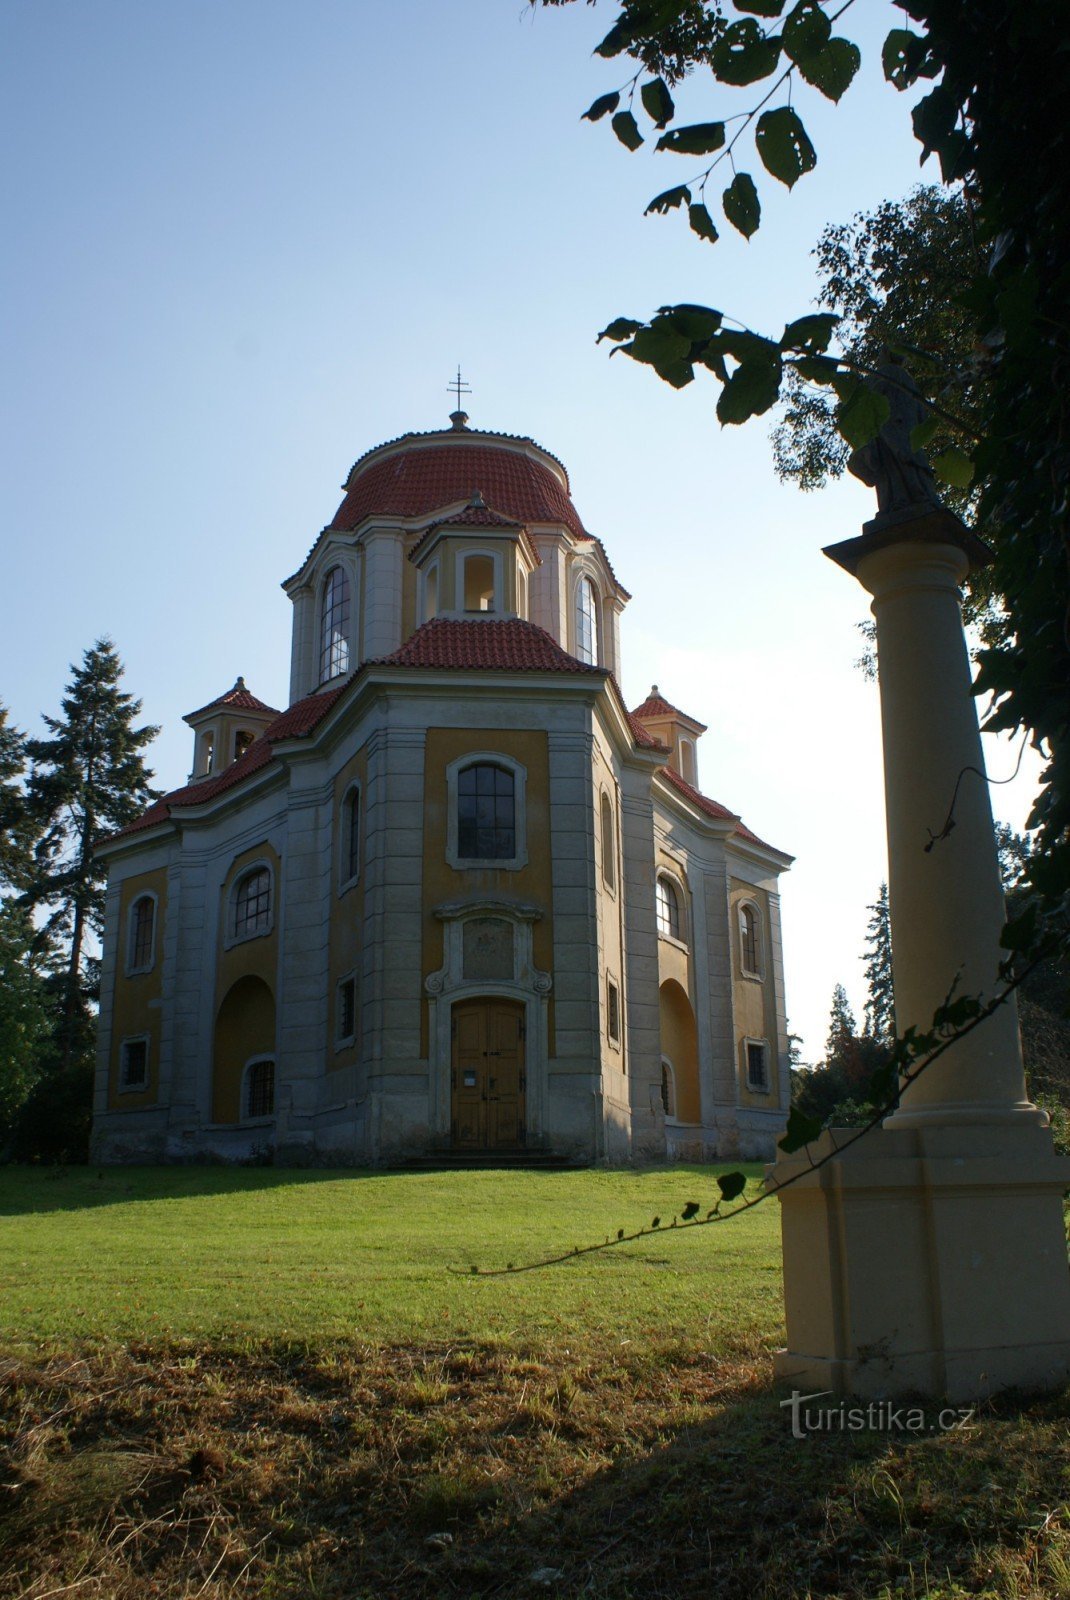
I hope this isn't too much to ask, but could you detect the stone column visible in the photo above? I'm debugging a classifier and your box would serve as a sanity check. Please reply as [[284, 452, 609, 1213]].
[[771, 506, 1070, 1401]]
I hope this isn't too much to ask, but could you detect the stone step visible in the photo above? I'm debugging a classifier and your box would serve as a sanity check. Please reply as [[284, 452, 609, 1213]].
[[398, 1149, 587, 1173]]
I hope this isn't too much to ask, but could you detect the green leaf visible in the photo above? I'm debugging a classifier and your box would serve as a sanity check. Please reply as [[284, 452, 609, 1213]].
[[681, 1200, 700, 1219], [793, 353, 843, 385], [781, 312, 839, 353], [656, 121, 726, 156], [717, 1171, 747, 1202], [734, 0, 784, 12], [778, 1106, 823, 1154], [912, 85, 957, 162], [931, 446, 975, 488], [796, 37, 860, 101], [659, 303, 723, 340], [688, 203, 719, 244], [755, 107, 816, 189], [782, 0, 830, 63], [597, 317, 644, 345], [1000, 902, 1038, 952], [882, 27, 940, 90], [611, 111, 644, 151], [711, 19, 781, 86], [621, 322, 695, 389], [595, 16, 636, 58], [720, 329, 780, 362], [651, 1215, 661, 1228], [836, 380, 891, 450], [910, 414, 941, 451], [640, 76, 674, 129], [645, 184, 692, 215], [582, 91, 620, 123], [716, 356, 783, 425], [722, 172, 761, 238]]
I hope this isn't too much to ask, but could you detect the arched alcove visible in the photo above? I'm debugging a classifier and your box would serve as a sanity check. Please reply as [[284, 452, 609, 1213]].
[[212, 975, 276, 1123], [659, 979, 700, 1123]]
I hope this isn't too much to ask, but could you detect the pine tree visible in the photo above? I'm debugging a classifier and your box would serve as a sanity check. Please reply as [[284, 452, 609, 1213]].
[[824, 984, 857, 1067], [26, 640, 159, 1063], [862, 882, 895, 1043], [0, 703, 36, 896], [0, 901, 52, 1149]]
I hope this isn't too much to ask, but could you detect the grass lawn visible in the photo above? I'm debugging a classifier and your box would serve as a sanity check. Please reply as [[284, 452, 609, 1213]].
[[2, 1163, 1069, 1600]]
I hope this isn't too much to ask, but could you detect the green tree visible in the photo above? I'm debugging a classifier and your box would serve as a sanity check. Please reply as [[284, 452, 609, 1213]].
[[539, 0, 1070, 917], [0, 902, 53, 1151], [824, 982, 855, 1063], [0, 703, 37, 896], [861, 881, 894, 1043], [26, 640, 159, 1066]]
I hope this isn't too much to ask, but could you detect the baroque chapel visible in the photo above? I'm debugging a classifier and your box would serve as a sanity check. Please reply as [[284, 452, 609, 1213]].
[[93, 411, 792, 1166]]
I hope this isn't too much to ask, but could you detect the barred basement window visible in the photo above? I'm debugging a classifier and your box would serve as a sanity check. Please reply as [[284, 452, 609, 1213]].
[[661, 1058, 677, 1119], [607, 977, 621, 1044], [746, 1040, 770, 1092], [120, 1037, 148, 1090], [246, 1059, 275, 1118], [338, 976, 356, 1043], [457, 763, 515, 860], [233, 866, 272, 940], [319, 565, 351, 683], [127, 895, 156, 973]]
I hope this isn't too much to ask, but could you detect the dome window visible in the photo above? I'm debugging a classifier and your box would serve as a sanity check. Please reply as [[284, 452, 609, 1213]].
[[320, 565, 351, 683], [576, 575, 599, 665]]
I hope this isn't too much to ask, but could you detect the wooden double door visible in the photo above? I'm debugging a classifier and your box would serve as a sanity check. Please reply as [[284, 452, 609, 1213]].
[[451, 999, 526, 1149]]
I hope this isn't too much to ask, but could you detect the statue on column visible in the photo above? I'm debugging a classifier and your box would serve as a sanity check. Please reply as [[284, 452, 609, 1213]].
[[846, 351, 943, 516]]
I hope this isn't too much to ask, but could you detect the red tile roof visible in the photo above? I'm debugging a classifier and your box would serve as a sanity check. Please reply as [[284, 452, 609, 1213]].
[[631, 686, 708, 732], [184, 677, 280, 722], [329, 441, 588, 541], [115, 684, 348, 837], [372, 618, 603, 675], [659, 765, 781, 853], [428, 503, 523, 531]]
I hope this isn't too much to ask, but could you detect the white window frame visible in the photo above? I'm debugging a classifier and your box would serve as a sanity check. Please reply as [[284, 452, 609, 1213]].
[[660, 1056, 677, 1121], [118, 1033, 150, 1093], [242, 1055, 277, 1121], [420, 561, 440, 623], [125, 890, 158, 977], [455, 547, 502, 615], [599, 789, 616, 894], [606, 975, 621, 1047], [338, 782, 362, 892], [225, 859, 275, 949], [655, 871, 688, 949], [743, 1036, 771, 1093], [445, 751, 528, 872], [738, 899, 764, 979], [336, 971, 358, 1050], [678, 737, 697, 787], [197, 729, 215, 778], [573, 570, 601, 665]]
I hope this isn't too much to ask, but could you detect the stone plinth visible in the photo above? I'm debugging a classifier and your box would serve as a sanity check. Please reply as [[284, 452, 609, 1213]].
[[773, 506, 1070, 1399]]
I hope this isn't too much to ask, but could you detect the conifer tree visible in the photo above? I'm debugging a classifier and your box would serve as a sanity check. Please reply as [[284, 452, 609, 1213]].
[[824, 984, 856, 1067], [862, 882, 895, 1044], [0, 703, 35, 895], [26, 640, 159, 1063]]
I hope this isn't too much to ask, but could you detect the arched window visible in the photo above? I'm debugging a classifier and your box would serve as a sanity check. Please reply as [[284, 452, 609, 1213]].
[[678, 738, 697, 787], [341, 785, 361, 886], [517, 567, 528, 620], [655, 875, 682, 941], [600, 792, 615, 890], [424, 564, 439, 621], [127, 894, 156, 973], [740, 903, 761, 975], [245, 1057, 275, 1118], [463, 554, 496, 612], [233, 866, 272, 941], [199, 730, 215, 777], [319, 565, 351, 683], [661, 1058, 677, 1119], [576, 575, 599, 665], [234, 729, 254, 763], [457, 763, 515, 860]]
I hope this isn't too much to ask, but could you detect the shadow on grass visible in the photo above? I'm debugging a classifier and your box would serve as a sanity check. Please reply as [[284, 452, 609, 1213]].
[[0, 1162, 390, 1215]]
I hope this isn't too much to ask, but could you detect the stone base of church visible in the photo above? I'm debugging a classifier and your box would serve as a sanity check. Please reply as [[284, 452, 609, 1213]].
[[771, 1123, 1070, 1402]]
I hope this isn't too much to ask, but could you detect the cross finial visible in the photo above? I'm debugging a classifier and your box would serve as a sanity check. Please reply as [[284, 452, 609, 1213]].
[[448, 365, 472, 429]]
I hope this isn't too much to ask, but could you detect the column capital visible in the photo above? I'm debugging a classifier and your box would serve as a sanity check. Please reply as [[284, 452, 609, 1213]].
[[824, 505, 990, 591]]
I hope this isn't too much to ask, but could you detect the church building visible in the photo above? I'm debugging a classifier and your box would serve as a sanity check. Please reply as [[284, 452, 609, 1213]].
[[92, 411, 793, 1166]]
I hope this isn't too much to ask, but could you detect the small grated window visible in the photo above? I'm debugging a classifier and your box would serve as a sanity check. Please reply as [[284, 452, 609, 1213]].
[[246, 1059, 275, 1118]]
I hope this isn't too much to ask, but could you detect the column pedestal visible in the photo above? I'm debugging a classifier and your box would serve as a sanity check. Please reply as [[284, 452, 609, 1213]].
[[773, 507, 1070, 1399]]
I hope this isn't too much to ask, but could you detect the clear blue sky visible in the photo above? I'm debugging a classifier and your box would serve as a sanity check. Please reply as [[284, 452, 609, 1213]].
[[0, 0, 1037, 1058]]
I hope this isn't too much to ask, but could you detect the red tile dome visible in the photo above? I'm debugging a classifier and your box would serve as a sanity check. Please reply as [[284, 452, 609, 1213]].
[[327, 427, 589, 542]]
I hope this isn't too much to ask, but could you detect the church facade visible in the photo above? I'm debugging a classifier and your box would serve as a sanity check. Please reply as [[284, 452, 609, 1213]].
[[92, 414, 793, 1166]]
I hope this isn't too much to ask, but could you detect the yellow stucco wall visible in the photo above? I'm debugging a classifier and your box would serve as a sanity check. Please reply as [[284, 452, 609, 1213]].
[[659, 978, 701, 1123], [212, 841, 281, 1121], [328, 747, 367, 1074], [108, 865, 168, 1109], [729, 877, 781, 1108], [593, 735, 624, 1083], [420, 727, 554, 1056]]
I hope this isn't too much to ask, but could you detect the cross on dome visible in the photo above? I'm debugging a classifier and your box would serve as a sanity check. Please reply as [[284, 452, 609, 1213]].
[[448, 365, 471, 431]]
